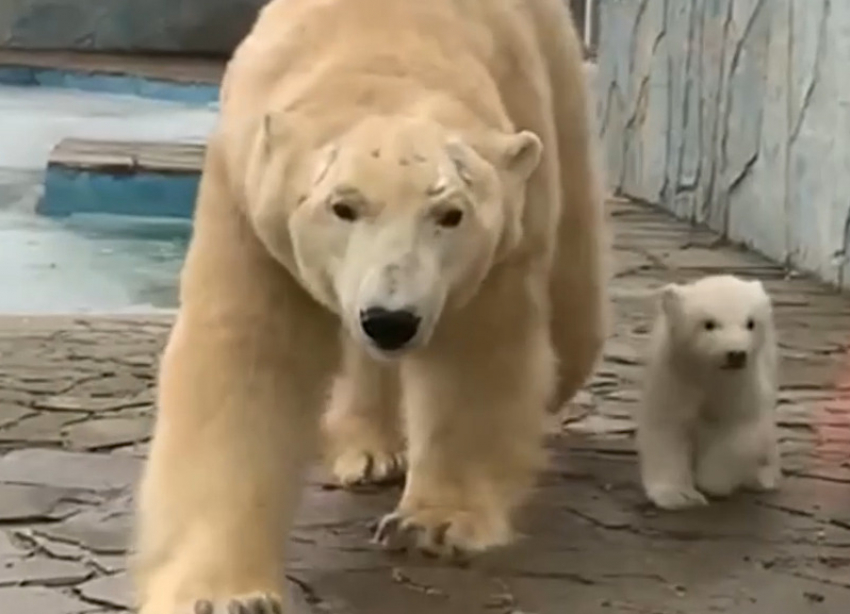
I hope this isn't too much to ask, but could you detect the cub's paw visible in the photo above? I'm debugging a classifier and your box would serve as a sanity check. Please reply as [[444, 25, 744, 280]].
[[373, 506, 511, 560], [645, 483, 708, 511], [745, 463, 781, 493], [190, 593, 283, 614], [331, 447, 406, 488]]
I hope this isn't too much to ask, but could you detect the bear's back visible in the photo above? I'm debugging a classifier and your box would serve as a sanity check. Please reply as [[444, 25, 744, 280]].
[[220, 0, 555, 129]]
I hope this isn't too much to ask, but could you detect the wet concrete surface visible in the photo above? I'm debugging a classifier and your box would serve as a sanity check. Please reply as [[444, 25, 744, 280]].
[[1, 197, 849, 613]]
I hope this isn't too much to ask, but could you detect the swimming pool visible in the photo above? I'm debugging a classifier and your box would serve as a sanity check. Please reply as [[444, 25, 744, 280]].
[[0, 84, 215, 314]]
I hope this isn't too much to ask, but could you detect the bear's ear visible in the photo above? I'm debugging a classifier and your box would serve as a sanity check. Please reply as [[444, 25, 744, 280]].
[[502, 130, 543, 181], [660, 283, 684, 320]]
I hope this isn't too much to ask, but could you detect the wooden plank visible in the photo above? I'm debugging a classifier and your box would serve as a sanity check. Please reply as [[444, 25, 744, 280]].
[[48, 138, 206, 175]]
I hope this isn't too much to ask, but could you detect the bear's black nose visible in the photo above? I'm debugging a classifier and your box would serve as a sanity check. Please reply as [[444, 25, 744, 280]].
[[724, 350, 747, 370], [360, 307, 421, 351]]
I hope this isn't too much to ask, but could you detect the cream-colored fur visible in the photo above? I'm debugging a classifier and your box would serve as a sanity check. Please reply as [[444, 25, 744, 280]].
[[636, 275, 781, 511], [133, 0, 607, 612]]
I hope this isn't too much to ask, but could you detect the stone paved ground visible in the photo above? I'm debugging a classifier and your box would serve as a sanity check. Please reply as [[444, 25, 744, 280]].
[[1, 198, 850, 613]]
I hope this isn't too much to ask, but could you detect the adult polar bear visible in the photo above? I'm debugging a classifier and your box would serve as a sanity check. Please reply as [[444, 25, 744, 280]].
[[133, 0, 608, 611]]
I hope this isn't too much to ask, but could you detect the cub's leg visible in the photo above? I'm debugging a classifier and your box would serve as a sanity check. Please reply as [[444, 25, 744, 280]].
[[375, 272, 556, 558], [132, 146, 338, 614], [748, 441, 781, 493], [694, 429, 750, 499], [638, 418, 707, 510], [696, 419, 781, 497], [746, 413, 782, 493], [637, 382, 708, 511], [322, 337, 406, 487]]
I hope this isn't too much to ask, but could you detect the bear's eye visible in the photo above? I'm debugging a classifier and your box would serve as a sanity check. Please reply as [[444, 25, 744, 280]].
[[703, 319, 717, 331], [331, 202, 358, 222], [746, 317, 755, 330], [436, 208, 464, 228]]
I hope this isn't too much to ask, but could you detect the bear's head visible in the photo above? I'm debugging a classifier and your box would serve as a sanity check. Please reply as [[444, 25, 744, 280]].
[[660, 275, 773, 372], [245, 113, 542, 358]]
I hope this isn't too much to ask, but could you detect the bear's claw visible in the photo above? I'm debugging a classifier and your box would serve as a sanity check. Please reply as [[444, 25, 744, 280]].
[[373, 512, 466, 560], [191, 593, 283, 614], [332, 449, 406, 488], [372, 505, 511, 561]]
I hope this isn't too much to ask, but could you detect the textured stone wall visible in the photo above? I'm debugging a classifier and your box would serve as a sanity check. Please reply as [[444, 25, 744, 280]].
[[596, 0, 850, 289], [0, 0, 267, 55]]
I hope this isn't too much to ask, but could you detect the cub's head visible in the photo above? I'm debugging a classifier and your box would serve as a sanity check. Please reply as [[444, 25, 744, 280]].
[[660, 275, 773, 371], [246, 114, 542, 359]]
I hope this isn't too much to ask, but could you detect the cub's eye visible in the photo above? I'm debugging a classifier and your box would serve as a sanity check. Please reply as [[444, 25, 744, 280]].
[[703, 319, 717, 331], [331, 202, 358, 222], [436, 208, 464, 228], [746, 317, 755, 330]]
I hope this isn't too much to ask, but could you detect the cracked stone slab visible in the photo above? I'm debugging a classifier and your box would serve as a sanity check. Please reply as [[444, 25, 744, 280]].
[[0, 555, 92, 587], [0, 449, 140, 491], [0, 482, 70, 522], [31, 390, 153, 413], [0, 403, 34, 428], [62, 416, 153, 451], [76, 572, 132, 610], [0, 412, 77, 447], [14, 528, 92, 561], [0, 587, 94, 613], [38, 502, 133, 556], [0, 530, 26, 558]]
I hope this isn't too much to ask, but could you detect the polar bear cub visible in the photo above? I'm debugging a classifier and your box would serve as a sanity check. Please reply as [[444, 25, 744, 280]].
[[636, 274, 781, 510]]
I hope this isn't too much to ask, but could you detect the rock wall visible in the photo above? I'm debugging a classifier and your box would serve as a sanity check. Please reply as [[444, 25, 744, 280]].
[[0, 0, 267, 55], [596, 0, 850, 288]]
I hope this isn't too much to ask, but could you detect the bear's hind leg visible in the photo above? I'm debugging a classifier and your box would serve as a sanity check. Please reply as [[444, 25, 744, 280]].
[[526, 0, 610, 413], [322, 338, 406, 487], [374, 275, 556, 558]]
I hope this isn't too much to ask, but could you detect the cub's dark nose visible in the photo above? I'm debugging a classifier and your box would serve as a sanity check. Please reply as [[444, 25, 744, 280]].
[[724, 350, 748, 370], [360, 307, 421, 351]]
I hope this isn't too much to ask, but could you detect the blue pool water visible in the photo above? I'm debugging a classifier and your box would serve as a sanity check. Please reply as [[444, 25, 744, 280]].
[[0, 169, 191, 314], [0, 84, 216, 314]]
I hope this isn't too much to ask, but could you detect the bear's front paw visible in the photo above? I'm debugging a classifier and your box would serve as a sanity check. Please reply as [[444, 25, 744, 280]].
[[189, 593, 283, 614], [373, 506, 511, 560], [331, 447, 406, 488], [645, 483, 708, 511]]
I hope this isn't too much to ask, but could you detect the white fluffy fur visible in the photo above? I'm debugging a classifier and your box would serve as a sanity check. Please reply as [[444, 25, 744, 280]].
[[636, 274, 781, 511]]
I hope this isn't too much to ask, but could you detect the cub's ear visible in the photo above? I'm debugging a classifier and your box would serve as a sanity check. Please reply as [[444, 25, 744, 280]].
[[748, 279, 768, 295], [748, 278, 773, 309], [660, 283, 685, 320], [501, 130, 543, 181]]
